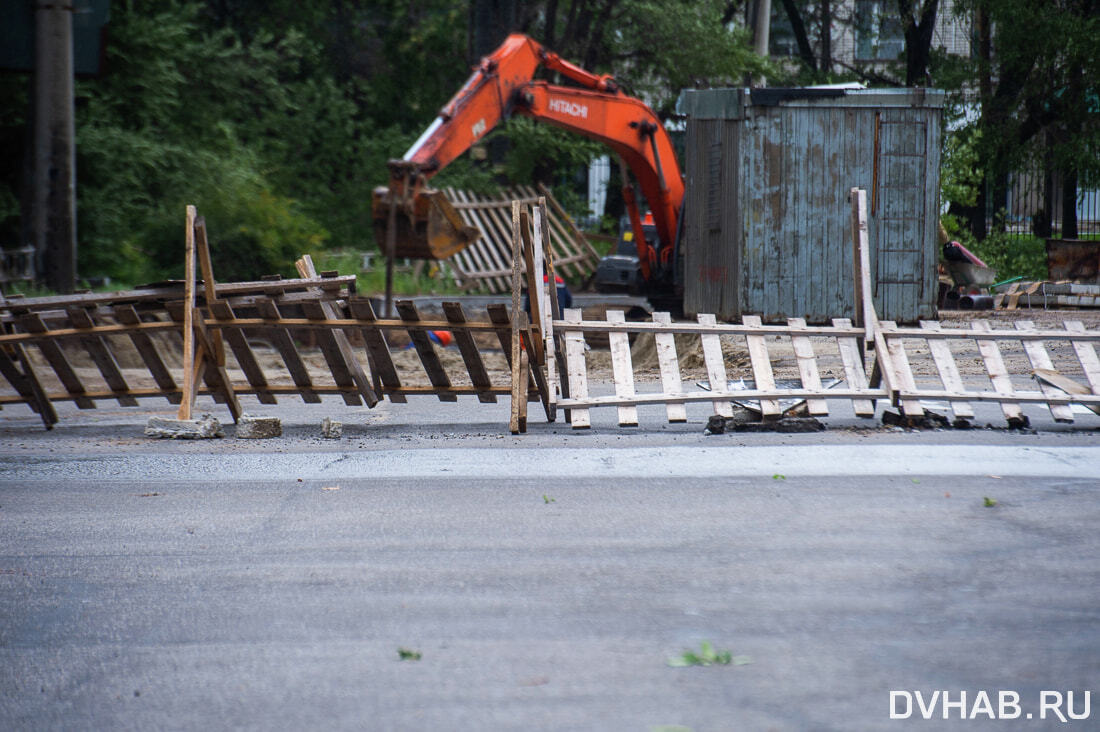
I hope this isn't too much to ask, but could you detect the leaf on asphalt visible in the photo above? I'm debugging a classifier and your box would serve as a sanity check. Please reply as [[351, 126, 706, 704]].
[[322, 485, 340, 491]]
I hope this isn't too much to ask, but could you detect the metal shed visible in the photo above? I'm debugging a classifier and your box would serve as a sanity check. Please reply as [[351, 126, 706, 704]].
[[676, 87, 944, 323]]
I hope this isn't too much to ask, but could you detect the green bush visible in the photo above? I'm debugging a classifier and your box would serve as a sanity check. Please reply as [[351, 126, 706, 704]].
[[968, 233, 1048, 282]]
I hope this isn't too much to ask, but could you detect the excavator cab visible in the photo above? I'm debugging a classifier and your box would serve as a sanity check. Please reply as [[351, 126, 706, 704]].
[[371, 160, 479, 260], [594, 213, 660, 292]]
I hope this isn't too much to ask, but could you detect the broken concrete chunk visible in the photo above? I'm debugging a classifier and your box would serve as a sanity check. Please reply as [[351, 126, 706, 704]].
[[235, 413, 282, 439], [321, 417, 343, 439], [145, 414, 224, 439]]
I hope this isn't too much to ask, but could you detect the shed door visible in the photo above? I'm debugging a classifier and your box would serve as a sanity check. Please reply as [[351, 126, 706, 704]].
[[874, 114, 928, 321]]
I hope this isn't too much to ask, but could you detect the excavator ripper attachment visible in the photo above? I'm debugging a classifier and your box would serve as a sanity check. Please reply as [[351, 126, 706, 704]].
[[371, 186, 479, 261]]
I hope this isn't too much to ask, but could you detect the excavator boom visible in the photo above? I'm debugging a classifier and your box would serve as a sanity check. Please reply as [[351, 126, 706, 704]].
[[373, 33, 683, 286]]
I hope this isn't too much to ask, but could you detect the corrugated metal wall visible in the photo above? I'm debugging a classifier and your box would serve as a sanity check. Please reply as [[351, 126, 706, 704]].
[[680, 89, 943, 323]]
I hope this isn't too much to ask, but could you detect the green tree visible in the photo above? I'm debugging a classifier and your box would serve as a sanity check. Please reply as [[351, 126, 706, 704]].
[[949, 0, 1100, 241]]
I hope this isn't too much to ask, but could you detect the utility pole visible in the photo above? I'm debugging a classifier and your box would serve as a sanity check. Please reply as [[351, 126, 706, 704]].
[[33, 1, 77, 293], [747, 0, 771, 87]]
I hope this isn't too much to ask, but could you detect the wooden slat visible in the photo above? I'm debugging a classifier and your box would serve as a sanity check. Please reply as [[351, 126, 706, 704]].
[[191, 310, 243, 422], [651, 312, 687, 423], [919, 321, 974, 419], [445, 189, 487, 290], [850, 187, 877, 343], [509, 200, 526, 418], [880, 321, 924, 417], [833, 318, 876, 417], [165, 302, 226, 405], [518, 349, 529, 430], [606, 310, 638, 427], [1016, 321, 1074, 423], [562, 308, 590, 428], [300, 300, 364, 406], [347, 297, 406, 403], [742, 314, 781, 419], [458, 189, 513, 292], [550, 321, 863, 337], [0, 344, 58, 427], [179, 205, 198, 420], [194, 216, 226, 365], [487, 302, 539, 408], [65, 307, 139, 406], [1032, 370, 1100, 415], [698, 313, 733, 418], [297, 256, 377, 407], [0, 276, 356, 314], [487, 304, 515, 365], [520, 326, 551, 414], [460, 188, 514, 292], [113, 305, 180, 404], [1065, 321, 1100, 395], [466, 188, 516, 292], [447, 189, 501, 292], [511, 348, 529, 434], [256, 298, 322, 404], [539, 199, 561, 421], [536, 183, 600, 264], [442, 302, 495, 403], [519, 209, 545, 364], [787, 317, 828, 416], [208, 301, 277, 405], [555, 387, 907, 409], [17, 312, 95, 409], [395, 300, 456, 402], [971, 319, 1025, 424]]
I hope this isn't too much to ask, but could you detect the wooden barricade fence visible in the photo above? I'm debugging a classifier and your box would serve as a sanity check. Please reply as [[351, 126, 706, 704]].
[[536, 188, 1100, 430], [4, 195, 1098, 433], [550, 311, 886, 429], [443, 185, 601, 294], [0, 205, 549, 431], [875, 319, 1100, 426]]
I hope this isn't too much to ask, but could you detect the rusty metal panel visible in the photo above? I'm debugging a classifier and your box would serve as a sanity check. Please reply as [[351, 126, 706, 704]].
[[680, 88, 943, 323]]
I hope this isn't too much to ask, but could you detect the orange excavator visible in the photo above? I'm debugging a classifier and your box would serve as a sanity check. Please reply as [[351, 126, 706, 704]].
[[372, 33, 685, 298]]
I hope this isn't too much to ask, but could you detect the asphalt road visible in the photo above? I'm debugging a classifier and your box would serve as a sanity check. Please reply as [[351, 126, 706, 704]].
[[1, 396, 1098, 731]]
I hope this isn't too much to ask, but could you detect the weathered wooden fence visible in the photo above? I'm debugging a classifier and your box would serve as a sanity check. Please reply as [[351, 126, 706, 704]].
[[3, 193, 1098, 433], [538, 189, 1100, 430], [442, 185, 600, 293], [0, 205, 548, 430]]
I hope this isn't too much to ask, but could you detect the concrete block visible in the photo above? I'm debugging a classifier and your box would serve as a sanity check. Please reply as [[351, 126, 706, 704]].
[[145, 414, 224, 439], [236, 413, 282, 439], [321, 417, 343, 439]]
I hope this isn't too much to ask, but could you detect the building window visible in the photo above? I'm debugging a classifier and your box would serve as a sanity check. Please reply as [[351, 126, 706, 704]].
[[855, 0, 906, 61]]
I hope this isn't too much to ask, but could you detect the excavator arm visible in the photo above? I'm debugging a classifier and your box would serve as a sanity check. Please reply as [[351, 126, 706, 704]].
[[373, 34, 684, 284]]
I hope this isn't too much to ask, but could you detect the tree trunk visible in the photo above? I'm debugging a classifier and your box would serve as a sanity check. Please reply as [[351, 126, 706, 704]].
[[902, 0, 938, 86], [779, 0, 816, 71], [1037, 139, 1053, 238], [820, 0, 831, 74], [33, 1, 76, 293], [1061, 167, 1078, 239]]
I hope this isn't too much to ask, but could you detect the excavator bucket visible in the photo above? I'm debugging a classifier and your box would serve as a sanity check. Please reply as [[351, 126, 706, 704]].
[[371, 186, 479, 260]]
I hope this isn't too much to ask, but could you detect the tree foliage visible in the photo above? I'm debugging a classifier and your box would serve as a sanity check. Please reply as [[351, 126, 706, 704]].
[[0, 0, 766, 285]]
